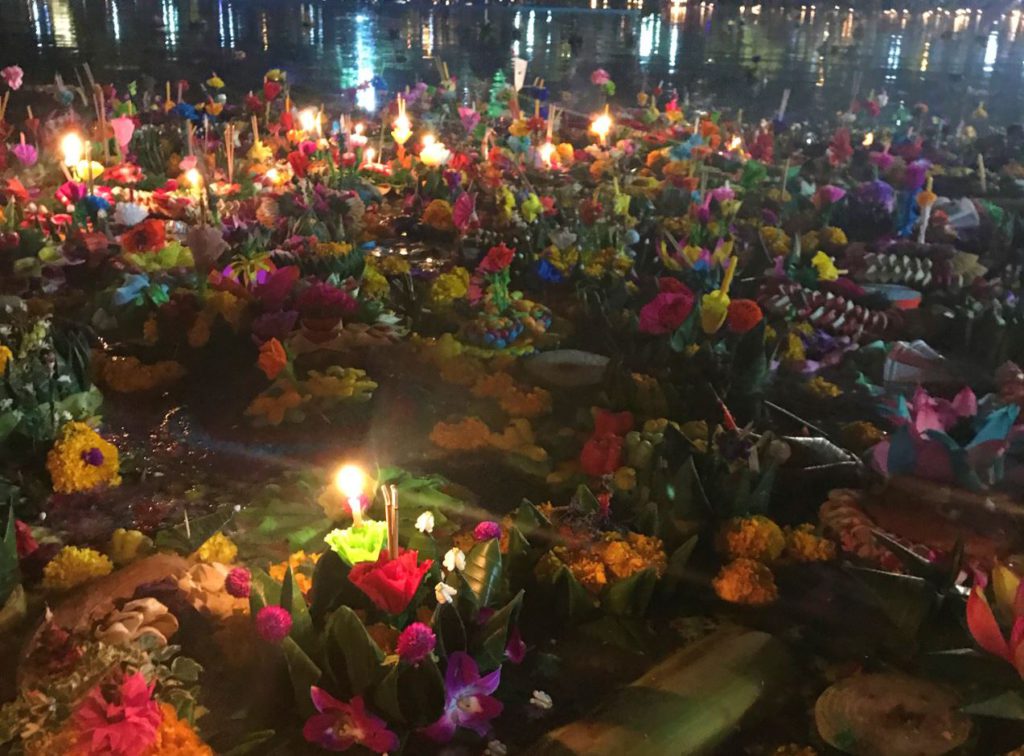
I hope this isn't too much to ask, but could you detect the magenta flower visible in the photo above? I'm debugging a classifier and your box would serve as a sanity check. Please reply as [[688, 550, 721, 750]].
[[2, 65, 23, 91], [458, 106, 481, 133], [225, 567, 251, 598], [505, 625, 526, 664], [590, 68, 611, 86], [869, 150, 894, 171], [11, 142, 36, 167], [422, 652, 503, 742], [255, 605, 292, 643], [396, 622, 436, 664], [638, 278, 696, 335], [812, 184, 846, 208], [110, 116, 136, 154], [473, 521, 502, 541], [303, 689, 399, 754]]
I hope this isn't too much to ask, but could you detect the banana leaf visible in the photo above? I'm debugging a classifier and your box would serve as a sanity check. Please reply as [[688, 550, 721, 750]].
[[281, 638, 321, 717], [456, 538, 503, 608], [474, 590, 524, 671], [323, 606, 385, 697], [373, 658, 446, 726]]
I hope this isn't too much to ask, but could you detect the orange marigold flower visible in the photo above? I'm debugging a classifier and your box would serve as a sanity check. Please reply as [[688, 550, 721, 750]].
[[258, 338, 287, 380], [713, 558, 778, 605], [726, 299, 764, 334]]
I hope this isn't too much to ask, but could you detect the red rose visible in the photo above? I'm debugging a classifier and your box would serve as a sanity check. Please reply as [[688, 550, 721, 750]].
[[594, 409, 634, 437], [478, 244, 515, 274], [349, 550, 432, 615], [726, 299, 763, 334], [580, 433, 623, 477], [263, 80, 282, 101]]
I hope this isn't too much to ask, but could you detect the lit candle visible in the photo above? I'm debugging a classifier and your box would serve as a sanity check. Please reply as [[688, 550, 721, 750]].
[[335, 464, 366, 528], [362, 146, 376, 169], [61, 132, 83, 169], [349, 123, 368, 149], [383, 484, 399, 559], [298, 107, 318, 136], [590, 106, 612, 147], [863, 131, 874, 147], [392, 95, 412, 148], [726, 134, 742, 152], [419, 134, 451, 167], [538, 141, 556, 168]]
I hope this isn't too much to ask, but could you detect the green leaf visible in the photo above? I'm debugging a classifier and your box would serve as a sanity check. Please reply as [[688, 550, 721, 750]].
[[324, 606, 384, 696], [543, 561, 598, 623], [459, 539, 502, 607], [154, 509, 234, 554], [574, 485, 602, 515], [281, 637, 322, 717], [579, 615, 651, 655], [476, 590, 524, 671], [603, 568, 658, 616], [281, 566, 316, 654], [373, 658, 446, 726], [662, 535, 699, 592], [0, 508, 19, 606], [308, 550, 349, 624], [432, 601, 467, 656], [221, 730, 277, 756], [169, 655, 203, 683], [848, 566, 935, 641], [0, 410, 23, 443], [962, 690, 1024, 720]]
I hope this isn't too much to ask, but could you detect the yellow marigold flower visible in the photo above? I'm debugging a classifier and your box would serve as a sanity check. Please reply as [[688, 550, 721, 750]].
[[430, 417, 492, 451], [718, 515, 785, 562], [713, 558, 778, 605], [422, 199, 455, 232], [99, 355, 186, 393], [489, 418, 548, 462], [269, 549, 321, 593], [556, 143, 575, 164], [439, 355, 486, 386], [430, 267, 470, 307], [840, 420, 884, 452], [194, 532, 238, 564], [521, 193, 543, 223], [206, 75, 225, 89], [508, 119, 531, 137], [206, 290, 245, 330], [109, 528, 153, 566], [0, 344, 12, 374], [245, 386, 305, 425], [314, 241, 353, 258], [498, 186, 516, 219], [248, 140, 273, 163], [43, 546, 113, 591], [800, 231, 819, 255], [378, 255, 411, 276], [46, 422, 122, 494], [806, 376, 843, 399], [613, 466, 637, 492], [780, 332, 807, 363], [144, 703, 214, 756], [361, 261, 390, 299], [819, 226, 848, 248], [784, 524, 836, 563], [811, 251, 840, 282]]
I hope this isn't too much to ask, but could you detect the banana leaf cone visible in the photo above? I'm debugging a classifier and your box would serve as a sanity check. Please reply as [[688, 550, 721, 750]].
[[297, 247, 365, 281], [530, 624, 794, 755]]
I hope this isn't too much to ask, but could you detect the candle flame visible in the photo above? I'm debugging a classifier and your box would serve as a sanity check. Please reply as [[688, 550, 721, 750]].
[[863, 132, 874, 147], [539, 141, 556, 166], [364, 146, 376, 163], [299, 108, 318, 134], [335, 464, 366, 500], [727, 135, 742, 151], [184, 168, 202, 187], [590, 113, 612, 141], [354, 123, 365, 136], [61, 133, 83, 167], [265, 167, 280, 184]]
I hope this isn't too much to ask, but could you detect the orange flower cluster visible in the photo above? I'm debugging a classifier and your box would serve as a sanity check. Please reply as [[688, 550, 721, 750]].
[[471, 371, 552, 418], [538, 532, 667, 595]]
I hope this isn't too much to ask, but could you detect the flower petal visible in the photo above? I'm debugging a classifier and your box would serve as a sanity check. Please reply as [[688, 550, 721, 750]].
[[993, 566, 1021, 621], [475, 667, 503, 697], [967, 587, 1011, 661], [310, 686, 344, 714]]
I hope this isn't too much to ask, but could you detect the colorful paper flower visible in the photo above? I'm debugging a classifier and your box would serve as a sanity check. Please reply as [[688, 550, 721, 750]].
[[73, 672, 161, 756]]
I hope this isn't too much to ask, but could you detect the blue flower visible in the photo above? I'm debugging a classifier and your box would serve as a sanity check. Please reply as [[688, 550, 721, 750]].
[[624, 229, 640, 246], [173, 102, 200, 122], [537, 259, 564, 283], [113, 273, 151, 306], [84, 195, 111, 215]]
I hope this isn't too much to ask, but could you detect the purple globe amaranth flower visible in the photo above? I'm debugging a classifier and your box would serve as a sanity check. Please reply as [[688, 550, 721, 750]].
[[396, 622, 436, 664], [81, 448, 105, 467], [473, 521, 502, 542], [255, 605, 293, 643], [225, 567, 252, 598], [762, 208, 779, 226], [303, 689, 399, 754], [421, 652, 503, 742]]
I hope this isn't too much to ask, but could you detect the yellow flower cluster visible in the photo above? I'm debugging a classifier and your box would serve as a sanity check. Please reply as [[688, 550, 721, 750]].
[[205, 290, 246, 331], [361, 261, 390, 299], [841, 421, 885, 452], [712, 558, 778, 605], [245, 384, 305, 425], [46, 421, 122, 494], [422, 199, 455, 231], [378, 255, 411, 276], [811, 251, 841, 282], [718, 515, 785, 562], [488, 418, 548, 462], [760, 226, 792, 257], [819, 226, 848, 249], [430, 416, 547, 461], [540, 532, 668, 595], [143, 703, 214, 756], [97, 355, 186, 393], [43, 546, 113, 591], [771, 745, 819, 756], [471, 371, 552, 418], [784, 524, 837, 563], [269, 550, 322, 594], [188, 310, 213, 348], [779, 332, 807, 364], [430, 267, 470, 308], [109, 528, 153, 566], [314, 241, 354, 257], [305, 367, 377, 401], [0, 344, 12, 374], [194, 532, 238, 564], [806, 376, 843, 399]]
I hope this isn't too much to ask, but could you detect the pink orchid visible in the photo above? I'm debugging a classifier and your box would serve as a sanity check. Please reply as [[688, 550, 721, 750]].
[[422, 652, 502, 742], [303, 689, 399, 753], [2, 65, 23, 91], [458, 106, 480, 133]]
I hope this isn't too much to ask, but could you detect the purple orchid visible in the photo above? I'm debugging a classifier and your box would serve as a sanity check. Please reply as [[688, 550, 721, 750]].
[[303, 688, 399, 754], [422, 652, 503, 743]]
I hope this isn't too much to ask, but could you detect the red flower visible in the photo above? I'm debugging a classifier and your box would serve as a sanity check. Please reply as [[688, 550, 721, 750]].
[[288, 150, 309, 178], [478, 243, 515, 274], [580, 198, 603, 226], [349, 549, 433, 615], [580, 433, 624, 477], [594, 409, 634, 437], [638, 279, 695, 335], [73, 672, 162, 756], [245, 93, 262, 113], [5, 178, 29, 203], [726, 299, 764, 334], [120, 219, 167, 254], [263, 80, 282, 101], [15, 520, 38, 558]]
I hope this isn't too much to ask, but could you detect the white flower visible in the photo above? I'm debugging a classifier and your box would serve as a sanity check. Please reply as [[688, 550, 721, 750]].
[[415, 511, 435, 534], [876, 91, 889, 109], [485, 740, 508, 756], [434, 581, 458, 605], [530, 690, 553, 710], [443, 547, 466, 573], [113, 201, 148, 227], [550, 228, 577, 250]]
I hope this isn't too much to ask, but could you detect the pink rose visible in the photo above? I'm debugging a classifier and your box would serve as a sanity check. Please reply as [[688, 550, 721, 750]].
[[2, 66, 24, 91], [590, 68, 611, 86]]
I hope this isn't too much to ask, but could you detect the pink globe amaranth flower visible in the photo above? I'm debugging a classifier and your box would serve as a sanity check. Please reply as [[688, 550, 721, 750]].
[[473, 521, 502, 542], [304, 689, 399, 754], [256, 605, 293, 643], [225, 567, 252, 598], [2, 66, 24, 91], [396, 622, 436, 664]]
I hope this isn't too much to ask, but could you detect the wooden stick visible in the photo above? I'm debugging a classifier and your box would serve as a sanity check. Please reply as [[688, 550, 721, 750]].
[[251, 114, 259, 143]]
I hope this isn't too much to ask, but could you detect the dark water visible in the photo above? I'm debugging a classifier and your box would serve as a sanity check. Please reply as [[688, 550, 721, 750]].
[[2, 0, 1024, 122]]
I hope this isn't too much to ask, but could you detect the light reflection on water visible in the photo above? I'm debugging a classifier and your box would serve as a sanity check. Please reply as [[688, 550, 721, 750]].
[[1, 0, 1024, 122]]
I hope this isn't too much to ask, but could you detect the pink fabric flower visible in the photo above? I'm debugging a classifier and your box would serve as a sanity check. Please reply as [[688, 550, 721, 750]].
[[11, 143, 36, 167], [638, 279, 696, 335], [73, 672, 161, 756], [812, 184, 846, 208], [110, 116, 136, 153], [303, 689, 399, 753], [590, 68, 611, 86], [2, 66, 23, 91], [396, 622, 436, 664], [869, 151, 894, 171], [458, 106, 481, 133], [255, 605, 293, 643]]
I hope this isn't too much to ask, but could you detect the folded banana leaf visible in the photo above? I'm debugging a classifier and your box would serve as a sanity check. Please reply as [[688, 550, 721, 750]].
[[530, 625, 794, 755]]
